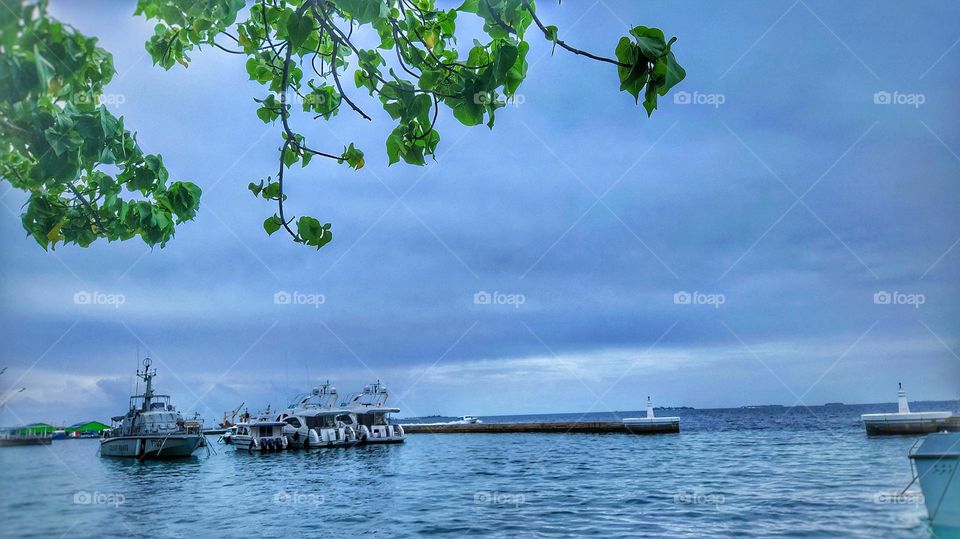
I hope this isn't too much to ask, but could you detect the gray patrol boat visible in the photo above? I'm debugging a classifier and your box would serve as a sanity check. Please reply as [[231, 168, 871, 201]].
[[100, 358, 204, 460]]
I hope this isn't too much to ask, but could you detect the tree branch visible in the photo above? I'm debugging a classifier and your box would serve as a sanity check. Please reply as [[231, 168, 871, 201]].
[[67, 183, 104, 232], [521, 0, 628, 68]]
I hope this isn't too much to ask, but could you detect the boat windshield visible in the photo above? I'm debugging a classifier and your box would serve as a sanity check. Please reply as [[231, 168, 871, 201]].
[[129, 394, 172, 411]]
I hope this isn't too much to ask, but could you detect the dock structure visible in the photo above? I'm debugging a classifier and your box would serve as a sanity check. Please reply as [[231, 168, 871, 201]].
[[402, 420, 678, 435], [403, 398, 681, 435], [861, 383, 957, 436]]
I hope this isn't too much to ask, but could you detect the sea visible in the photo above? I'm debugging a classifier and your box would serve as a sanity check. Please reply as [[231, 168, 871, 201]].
[[1, 401, 957, 538]]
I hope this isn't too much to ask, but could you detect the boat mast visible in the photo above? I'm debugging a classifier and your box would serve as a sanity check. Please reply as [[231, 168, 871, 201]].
[[137, 358, 156, 412]]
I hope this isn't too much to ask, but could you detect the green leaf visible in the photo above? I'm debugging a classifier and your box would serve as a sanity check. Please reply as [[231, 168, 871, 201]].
[[263, 214, 282, 235], [285, 10, 313, 49], [629, 26, 667, 60]]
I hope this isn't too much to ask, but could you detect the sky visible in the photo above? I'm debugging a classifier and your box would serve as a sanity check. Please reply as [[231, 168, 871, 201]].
[[1, 0, 959, 425]]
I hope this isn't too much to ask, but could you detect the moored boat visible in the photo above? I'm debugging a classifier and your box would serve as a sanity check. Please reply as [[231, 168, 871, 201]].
[[231, 413, 288, 452], [99, 358, 204, 460], [278, 382, 360, 448], [0, 431, 53, 446], [908, 431, 960, 536], [343, 381, 404, 444]]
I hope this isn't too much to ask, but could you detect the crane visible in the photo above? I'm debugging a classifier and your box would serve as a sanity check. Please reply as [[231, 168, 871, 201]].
[[220, 401, 245, 428]]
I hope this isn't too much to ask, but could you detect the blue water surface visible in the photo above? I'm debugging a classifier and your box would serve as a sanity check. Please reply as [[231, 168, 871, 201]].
[[1, 402, 956, 538]]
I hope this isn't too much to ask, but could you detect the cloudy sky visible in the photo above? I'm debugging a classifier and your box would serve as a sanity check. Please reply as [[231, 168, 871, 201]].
[[1, 0, 958, 425]]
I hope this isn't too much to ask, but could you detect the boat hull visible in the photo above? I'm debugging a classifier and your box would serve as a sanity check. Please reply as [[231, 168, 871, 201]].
[[100, 435, 202, 459], [0, 437, 53, 447], [232, 435, 289, 452], [910, 433, 960, 535], [359, 425, 405, 444]]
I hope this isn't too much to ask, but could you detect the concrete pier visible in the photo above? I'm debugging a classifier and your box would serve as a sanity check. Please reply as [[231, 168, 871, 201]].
[[861, 383, 957, 436], [402, 420, 679, 435]]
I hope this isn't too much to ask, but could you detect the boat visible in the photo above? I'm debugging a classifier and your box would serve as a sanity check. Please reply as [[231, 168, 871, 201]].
[[342, 381, 405, 444], [0, 380, 52, 446], [622, 397, 681, 433], [0, 430, 53, 446], [401, 415, 483, 427], [230, 408, 288, 452], [277, 382, 360, 448], [861, 383, 954, 435], [908, 431, 960, 536], [220, 425, 237, 444], [99, 358, 205, 460]]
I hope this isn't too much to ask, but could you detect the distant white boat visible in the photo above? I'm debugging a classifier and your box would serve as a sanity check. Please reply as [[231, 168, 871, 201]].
[[401, 415, 483, 427], [908, 432, 960, 535], [860, 383, 954, 435]]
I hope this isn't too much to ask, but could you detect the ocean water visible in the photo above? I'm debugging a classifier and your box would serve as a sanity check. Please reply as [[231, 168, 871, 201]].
[[1, 402, 957, 538]]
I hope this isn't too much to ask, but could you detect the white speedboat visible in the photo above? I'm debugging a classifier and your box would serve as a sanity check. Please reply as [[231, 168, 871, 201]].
[[220, 425, 237, 444], [861, 383, 954, 435], [278, 382, 359, 448], [100, 359, 205, 460], [342, 381, 404, 444], [230, 407, 288, 452], [908, 432, 960, 536], [457, 416, 482, 424]]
